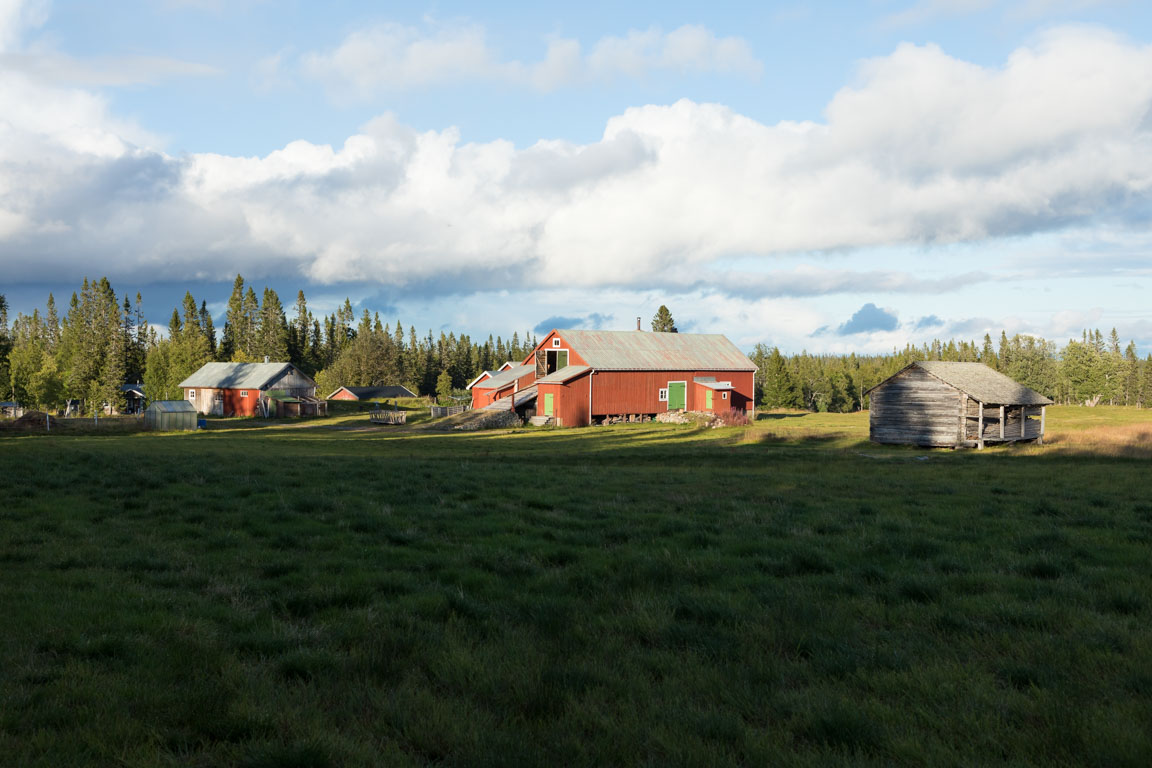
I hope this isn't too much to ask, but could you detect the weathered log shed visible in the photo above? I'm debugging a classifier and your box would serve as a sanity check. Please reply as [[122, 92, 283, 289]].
[[865, 361, 1053, 448]]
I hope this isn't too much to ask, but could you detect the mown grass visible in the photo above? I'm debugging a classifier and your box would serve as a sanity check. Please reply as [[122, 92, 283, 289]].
[[0, 407, 1150, 766]]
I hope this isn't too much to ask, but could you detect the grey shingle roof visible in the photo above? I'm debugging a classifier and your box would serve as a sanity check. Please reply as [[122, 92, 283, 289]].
[[876, 361, 1053, 405], [557, 330, 755, 371], [178, 362, 303, 390]]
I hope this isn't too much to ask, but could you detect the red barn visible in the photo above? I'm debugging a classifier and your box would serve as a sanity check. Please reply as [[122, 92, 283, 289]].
[[530, 329, 755, 427], [179, 362, 324, 417], [467, 362, 536, 409]]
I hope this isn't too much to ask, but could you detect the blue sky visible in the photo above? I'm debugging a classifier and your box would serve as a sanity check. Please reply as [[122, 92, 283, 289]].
[[2, 0, 1152, 353]]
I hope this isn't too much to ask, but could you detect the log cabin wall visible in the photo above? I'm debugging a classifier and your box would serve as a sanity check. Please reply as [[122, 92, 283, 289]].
[[868, 367, 964, 446]]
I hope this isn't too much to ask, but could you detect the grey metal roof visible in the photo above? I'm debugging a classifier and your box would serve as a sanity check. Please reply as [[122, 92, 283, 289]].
[[872, 361, 1053, 405], [694, 377, 734, 390], [480, 384, 538, 410], [146, 400, 197, 413], [471, 363, 532, 390], [537, 365, 591, 384], [329, 385, 416, 399], [556, 330, 755, 371], [178, 362, 305, 390]]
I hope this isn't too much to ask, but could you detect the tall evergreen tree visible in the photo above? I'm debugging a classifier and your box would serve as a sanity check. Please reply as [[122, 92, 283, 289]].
[[651, 305, 678, 333]]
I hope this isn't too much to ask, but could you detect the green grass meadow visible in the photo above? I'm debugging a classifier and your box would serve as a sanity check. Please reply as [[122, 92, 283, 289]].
[[1, 408, 1150, 766]]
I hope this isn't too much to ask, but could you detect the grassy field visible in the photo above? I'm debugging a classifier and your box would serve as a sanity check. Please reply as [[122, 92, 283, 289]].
[[1, 407, 1150, 766]]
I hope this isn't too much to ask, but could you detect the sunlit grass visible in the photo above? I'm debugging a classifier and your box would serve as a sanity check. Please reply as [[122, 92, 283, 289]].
[[1, 406, 1150, 765]]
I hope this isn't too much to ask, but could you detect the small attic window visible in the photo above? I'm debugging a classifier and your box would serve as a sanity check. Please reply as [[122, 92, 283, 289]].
[[552, 338, 561, 347], [188, 389, 195, 400]]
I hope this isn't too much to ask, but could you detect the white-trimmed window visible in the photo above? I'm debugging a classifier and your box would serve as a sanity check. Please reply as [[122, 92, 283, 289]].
[[658, 388, 668, 402], [241, 390, 249, 398], [722, 391, 728, 400], [188, 389, 195, 400], [552, 338, 561, 347]]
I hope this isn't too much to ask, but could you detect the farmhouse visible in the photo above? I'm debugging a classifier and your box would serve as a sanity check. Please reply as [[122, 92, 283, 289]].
[[327, 385, 417, 401], [529, 329, 756, 427], [179, 361, 326, 417], [865, 361, 1053, 448]]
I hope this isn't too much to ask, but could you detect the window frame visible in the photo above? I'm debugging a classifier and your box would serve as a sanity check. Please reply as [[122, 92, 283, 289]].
[[241, 390, 249, 398], [658, 388, 668, 402], [188, 389, 196, 400], [552, 338, 561, 347]]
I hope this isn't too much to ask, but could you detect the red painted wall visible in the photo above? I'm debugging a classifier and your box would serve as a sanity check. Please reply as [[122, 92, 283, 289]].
[[539, 373, 591, 427], [589, 370, 753, 417], [182, 387, 262, 416], [330, 388, 358, 401]]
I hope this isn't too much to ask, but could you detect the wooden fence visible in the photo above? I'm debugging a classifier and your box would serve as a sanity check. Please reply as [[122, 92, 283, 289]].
[[429, 405, 469, 419]]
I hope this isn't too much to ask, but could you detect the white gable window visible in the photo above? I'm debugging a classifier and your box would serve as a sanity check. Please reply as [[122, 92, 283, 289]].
[[552, 338, 561, 347], [188, 389, 195, 400], [658, 388, 668, 402], [241, 390, 249, 398]]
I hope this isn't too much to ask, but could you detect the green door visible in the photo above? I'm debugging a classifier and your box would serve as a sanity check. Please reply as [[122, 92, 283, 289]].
[[556, 350, 568, 370], [668, 382, 686, 411], [543, 393, 554, 416], [705, 389, 713, 410]]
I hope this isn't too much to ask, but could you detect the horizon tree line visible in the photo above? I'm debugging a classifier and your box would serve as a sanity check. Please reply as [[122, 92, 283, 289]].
[[2, 281, 1150, 414]]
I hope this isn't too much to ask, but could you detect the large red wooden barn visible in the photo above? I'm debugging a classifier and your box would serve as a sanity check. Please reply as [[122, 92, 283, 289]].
[[471, 329, 755, 427], [179, 362, 324, 417]]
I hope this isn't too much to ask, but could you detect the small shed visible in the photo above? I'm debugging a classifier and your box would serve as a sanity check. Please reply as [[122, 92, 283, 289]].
[[144, 400, 198, 431], [865, 361, 1053, 448]]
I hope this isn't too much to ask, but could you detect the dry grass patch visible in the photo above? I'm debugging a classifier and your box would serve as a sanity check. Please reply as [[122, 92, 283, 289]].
[[1044, 423, 1152, 458]]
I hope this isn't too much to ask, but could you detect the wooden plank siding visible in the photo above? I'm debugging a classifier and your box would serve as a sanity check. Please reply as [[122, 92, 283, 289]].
[[868, 367, 964, 446]]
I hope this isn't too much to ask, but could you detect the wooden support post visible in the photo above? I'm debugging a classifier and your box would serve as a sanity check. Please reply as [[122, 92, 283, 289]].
[[999, 405, 1005, 440], [977, 402, 984, 450], [1021, 406, 1027, 438], [960, 394, 968, 442], [1039, 406, 1046, 445]]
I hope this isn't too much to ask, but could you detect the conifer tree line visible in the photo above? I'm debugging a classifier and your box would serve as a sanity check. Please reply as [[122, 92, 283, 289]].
[[0, 277, 536, 413], [2, 280, 1149, 414], [752, 330, 1152, 412]]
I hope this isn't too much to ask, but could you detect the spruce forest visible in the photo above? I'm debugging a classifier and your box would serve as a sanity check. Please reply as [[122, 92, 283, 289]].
[[1, 277, 1149, 414]]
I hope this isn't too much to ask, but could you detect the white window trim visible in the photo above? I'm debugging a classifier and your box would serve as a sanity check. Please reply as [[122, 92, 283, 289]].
[[658, 388, 668, 402], [241, 390, 249, 398], [722, 391, 728, 400], [188, 389, 195, 400], [552, 338, 561, 347]]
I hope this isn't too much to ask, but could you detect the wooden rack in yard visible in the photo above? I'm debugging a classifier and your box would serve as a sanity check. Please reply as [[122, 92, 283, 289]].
[[369, 410, 407, 425]]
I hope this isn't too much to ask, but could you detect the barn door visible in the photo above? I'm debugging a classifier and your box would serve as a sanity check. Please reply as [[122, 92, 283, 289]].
[[668, 382, 686, 410], [705, 390, 713, 410], [543, 393, 554, 416]]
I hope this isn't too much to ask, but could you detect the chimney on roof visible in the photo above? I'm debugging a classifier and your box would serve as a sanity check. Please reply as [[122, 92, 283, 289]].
[[636, 317, 642, 331], [264, 355, 269, 364]]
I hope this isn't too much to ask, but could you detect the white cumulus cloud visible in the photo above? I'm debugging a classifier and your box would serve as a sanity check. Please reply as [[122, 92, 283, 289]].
[[3, 26, 1152, 301], [295, 21, 761, 97]]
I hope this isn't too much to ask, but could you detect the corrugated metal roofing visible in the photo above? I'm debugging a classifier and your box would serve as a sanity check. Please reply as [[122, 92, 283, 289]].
[[178, 362, 299, 390], [147, 400, 197, 413], [472, 363, 532, 390], [870, 361, 1053, 405], [537, 365, 591, 384], [557, 330, 755, 371], [694, 378, 734, 390]]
